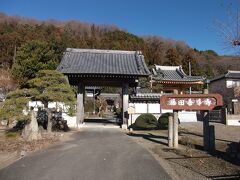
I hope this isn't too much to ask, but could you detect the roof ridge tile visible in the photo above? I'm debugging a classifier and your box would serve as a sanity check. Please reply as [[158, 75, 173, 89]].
[[66, 48, 136, 54]]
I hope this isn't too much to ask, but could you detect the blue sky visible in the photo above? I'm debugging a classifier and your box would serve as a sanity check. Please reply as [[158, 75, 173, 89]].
[[0, 0, 238, 55]]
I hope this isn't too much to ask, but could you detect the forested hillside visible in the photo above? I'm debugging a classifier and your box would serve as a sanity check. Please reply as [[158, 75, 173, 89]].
[[0, 12, 240, 86]]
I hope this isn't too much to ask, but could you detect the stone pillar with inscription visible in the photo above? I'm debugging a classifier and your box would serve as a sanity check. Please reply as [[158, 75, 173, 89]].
[[173, 89, 179, 148], [77, 83, 85, 127], [168, 115, 174, 148], [122, 82, 129, 130]]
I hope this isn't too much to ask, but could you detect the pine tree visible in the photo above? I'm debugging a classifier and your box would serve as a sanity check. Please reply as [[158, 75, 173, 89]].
[[26, 70, 76, 132], [0, 70, 76, 138]]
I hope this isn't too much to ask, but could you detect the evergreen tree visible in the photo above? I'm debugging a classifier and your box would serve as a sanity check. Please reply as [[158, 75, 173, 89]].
[[26, 70, 76, 132], [0, 70, 76, 135], [0, 88, 38, 124], [11, 40, 61, 84]]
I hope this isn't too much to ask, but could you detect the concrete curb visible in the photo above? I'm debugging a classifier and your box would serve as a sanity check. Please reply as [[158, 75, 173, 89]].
[[0, 151, 20, 170]]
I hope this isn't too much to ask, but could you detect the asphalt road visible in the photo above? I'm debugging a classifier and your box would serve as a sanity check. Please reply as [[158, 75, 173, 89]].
[[0, 128, 171, 180]]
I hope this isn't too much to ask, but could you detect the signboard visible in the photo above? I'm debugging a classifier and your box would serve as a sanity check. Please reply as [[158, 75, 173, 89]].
[[160, 94, 223, 110]]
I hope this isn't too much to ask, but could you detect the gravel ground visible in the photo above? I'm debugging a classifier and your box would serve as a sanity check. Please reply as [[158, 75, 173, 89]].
[[127, 122, 240, 180], [180, 122, 240, 143]]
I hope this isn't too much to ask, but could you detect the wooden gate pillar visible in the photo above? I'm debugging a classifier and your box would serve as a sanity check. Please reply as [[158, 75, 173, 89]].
[[122, 82, 129, 129], [203, 88, 210, 151], [203, 110, 210, 151], [77, 83, 85, 127]]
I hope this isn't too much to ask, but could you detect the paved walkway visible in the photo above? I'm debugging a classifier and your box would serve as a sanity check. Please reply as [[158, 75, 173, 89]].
[[0, 128, 171, 180]]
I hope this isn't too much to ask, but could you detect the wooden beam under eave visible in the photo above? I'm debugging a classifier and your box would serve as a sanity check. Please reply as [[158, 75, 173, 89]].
[[153, 80, 203, 84]]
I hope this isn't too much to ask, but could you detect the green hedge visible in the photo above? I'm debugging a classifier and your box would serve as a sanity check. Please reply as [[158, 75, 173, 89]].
[[133, 113, 158, 130], [158, 113, 173, 129]]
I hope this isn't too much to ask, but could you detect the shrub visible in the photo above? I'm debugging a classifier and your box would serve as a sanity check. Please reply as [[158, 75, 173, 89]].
[[134, 113, 158, 130], [158, 113, 173, 129]]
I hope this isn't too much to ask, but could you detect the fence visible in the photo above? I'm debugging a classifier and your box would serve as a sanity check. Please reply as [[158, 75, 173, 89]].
[[209, 109, 226, 123]]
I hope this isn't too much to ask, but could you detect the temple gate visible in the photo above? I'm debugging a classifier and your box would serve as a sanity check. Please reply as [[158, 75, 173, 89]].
[[57, 48, 150, 129]]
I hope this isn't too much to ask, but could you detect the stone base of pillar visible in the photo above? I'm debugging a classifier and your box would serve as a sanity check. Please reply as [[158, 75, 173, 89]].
[[77, 122, 85, 127], [121, 124, 128, 130]]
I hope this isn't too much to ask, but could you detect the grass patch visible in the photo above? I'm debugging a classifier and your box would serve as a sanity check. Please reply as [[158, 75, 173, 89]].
[[5, 131, 19, 138]]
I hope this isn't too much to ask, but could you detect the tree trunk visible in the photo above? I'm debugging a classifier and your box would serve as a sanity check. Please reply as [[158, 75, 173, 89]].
[[46, 108, 52, 133], [22, 110, 41, 141]]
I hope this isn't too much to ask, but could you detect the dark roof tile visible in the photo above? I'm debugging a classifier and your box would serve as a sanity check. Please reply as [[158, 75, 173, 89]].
[[210, 70, 240, 82], [152, 65, 205, 82], [57, 48, 150, 76]]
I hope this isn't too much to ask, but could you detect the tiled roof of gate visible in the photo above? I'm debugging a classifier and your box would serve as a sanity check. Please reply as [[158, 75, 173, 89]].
[[152, 65, 205, 83], [130, 93, 160, 102], [210, 70, 240, 82], [57, 48, 150, 76], [131, 93, 160, 99]]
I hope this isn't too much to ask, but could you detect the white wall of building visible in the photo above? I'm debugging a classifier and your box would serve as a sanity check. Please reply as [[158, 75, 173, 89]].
[[226, 80, 240, 88], [226, 119, 240, 126], [148, 104, 161, 113], [62, 113, 77, 127], [128, 102, 197, 126], [178, 111, 198, 122], [28, 101, 71, 112], [129, 103, 161, 114], [28, 101, 77, 128], [134, 103, 148, 113]]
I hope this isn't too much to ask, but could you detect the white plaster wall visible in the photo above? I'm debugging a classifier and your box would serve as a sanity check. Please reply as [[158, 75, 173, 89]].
[[226, 80, 233, 88], [161, 109, 173, 113], [128, 102, 198, 126], [178, 111, 197, 122], [28, 101, 70, 112], [129, 103, 161, 114], [128, 111, 197, 126], [134, 103, 148, 113], [28, 101, 77, 127], [226, 80, 240, 88], [62, 113, 77, 127], [28, 101, 43, 111], [148, 104, 160, 113], [227, 120, 240, 126]]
